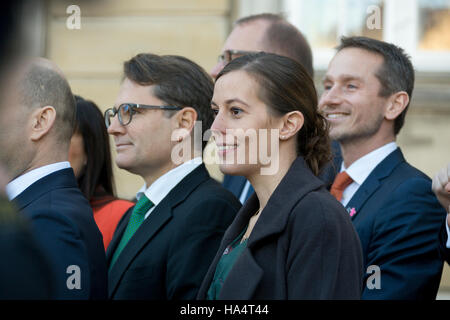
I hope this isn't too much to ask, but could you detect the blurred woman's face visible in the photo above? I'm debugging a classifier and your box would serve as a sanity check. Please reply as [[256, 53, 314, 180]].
[[210, 70, 283, 177], [68, 132, 87, 179]]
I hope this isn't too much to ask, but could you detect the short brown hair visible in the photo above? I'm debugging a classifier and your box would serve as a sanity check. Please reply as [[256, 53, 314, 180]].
[[123, 53, 214, 150], [337, 36, 414, 135]]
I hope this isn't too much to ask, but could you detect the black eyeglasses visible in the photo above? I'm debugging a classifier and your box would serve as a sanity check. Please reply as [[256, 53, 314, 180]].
[[218, 50, 259, 64], [104, 103, 182, 128]]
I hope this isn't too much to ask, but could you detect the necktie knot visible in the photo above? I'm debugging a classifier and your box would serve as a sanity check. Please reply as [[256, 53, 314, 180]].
[[133, 194, 154, 216], [330, 171, 353, 202]]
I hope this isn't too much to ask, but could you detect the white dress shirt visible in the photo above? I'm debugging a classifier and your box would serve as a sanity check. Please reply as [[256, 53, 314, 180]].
[[6, 161, 71, 200], [445, 221, 450, 248], [339, 142, 398, 207], [239, 180, 252, 204], [135, 157, 203, 220]]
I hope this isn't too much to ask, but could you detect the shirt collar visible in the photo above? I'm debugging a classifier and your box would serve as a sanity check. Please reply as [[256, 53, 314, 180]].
[[136, 157, 203, 205], [341, 142, 398, 186], [6, 161, 71, 200]]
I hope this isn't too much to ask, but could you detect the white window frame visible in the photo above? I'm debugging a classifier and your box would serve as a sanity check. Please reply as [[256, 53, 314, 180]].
[[283, 0, 450, 72]]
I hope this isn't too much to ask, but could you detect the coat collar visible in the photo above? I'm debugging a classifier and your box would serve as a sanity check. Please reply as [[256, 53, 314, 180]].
[[13, 168, 77, 210], [198, 157, 324, 300], [222, 156, 324, 248], [199, 157, 323, 299], [107, 164, 210, 297], [346, 148, 405, 220]]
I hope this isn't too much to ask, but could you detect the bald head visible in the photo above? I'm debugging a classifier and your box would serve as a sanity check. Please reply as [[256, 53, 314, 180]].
[[0, 57, 76, 176], [18, 57, 76, 143], [223, 19, 271, 53], [211, 13, 313, 79], [235, 14, 313, 76], [27, 57, 67, 77]]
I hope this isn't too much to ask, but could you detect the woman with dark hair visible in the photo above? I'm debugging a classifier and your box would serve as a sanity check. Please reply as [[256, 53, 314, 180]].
[[197, 53, 363, 299], [69, 96, 134, 251]]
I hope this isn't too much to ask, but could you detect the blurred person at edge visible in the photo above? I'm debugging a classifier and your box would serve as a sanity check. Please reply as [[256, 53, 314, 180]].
[[0, 1, 54, 299], [0, 160, 54, 299], [1, 57, 107, 299], [210, 13, 342, 204], [434, 163, 450, 263], [197, 53, 363, 300], [69, 95, 134, 251]]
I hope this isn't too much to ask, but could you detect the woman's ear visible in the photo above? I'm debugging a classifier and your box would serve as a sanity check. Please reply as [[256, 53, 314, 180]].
[[279, 111, 304, 140], [30, 106, 57, 141], [385, 91, 409, 121]]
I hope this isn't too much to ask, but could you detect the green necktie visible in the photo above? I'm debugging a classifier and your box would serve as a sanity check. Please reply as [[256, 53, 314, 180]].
[[109, 194, 154, 270]]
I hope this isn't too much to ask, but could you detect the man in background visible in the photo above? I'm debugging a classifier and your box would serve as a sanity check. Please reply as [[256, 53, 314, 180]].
[[0, 1, 73, 299], [319, 36, 446, 299]]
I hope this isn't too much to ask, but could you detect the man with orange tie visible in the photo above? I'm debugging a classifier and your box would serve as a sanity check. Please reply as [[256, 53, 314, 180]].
[[319, 36, 446, 299]]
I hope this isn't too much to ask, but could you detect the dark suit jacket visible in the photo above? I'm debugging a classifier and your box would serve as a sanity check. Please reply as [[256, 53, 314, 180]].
[[13, 168, 107, 300], [107, 164, 241, 300], [197, 156, 364, 300], [223, 140, 342, 200], [346, 148, 446, 299], [222, 175, 248, 202], [318, 139, 343, 189], [0, 196, 54, 299]]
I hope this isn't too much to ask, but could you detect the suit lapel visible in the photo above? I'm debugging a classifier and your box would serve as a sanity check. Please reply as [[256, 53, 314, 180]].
[[220, 249, 263, 299], [248, 157, 323, 247], [108, 201, 173, 296], [346, 176, 380, 219], [218, 157, 323, 251], [206, 157, 324, 299], [106, 207, 133, 263], [108, 164, 210, 297], [347, 148, 405, 220], [197, 192, 258, 299]]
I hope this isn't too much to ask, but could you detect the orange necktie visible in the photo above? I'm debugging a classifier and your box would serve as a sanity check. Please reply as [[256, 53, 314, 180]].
[[330, 171, 353, 202]]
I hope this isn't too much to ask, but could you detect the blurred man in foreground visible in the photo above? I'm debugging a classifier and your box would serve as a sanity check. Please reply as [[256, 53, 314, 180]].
[[0, 57, 107, 299]]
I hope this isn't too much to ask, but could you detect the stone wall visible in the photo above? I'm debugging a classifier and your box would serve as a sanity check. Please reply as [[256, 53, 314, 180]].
[[46, 0, 231, 199]]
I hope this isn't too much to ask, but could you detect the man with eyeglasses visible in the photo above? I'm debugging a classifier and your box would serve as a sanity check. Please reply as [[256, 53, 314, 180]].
[[210, 13, 341, 203], [210, 13, 313, 79], [105, 53, 241, 300]]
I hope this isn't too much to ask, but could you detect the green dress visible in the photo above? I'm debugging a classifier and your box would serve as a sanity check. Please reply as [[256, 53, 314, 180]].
[[206, 227, 248, 300]]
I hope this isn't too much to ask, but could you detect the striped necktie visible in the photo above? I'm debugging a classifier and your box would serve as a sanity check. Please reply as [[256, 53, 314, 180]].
[[109, 194, 154, 270]]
